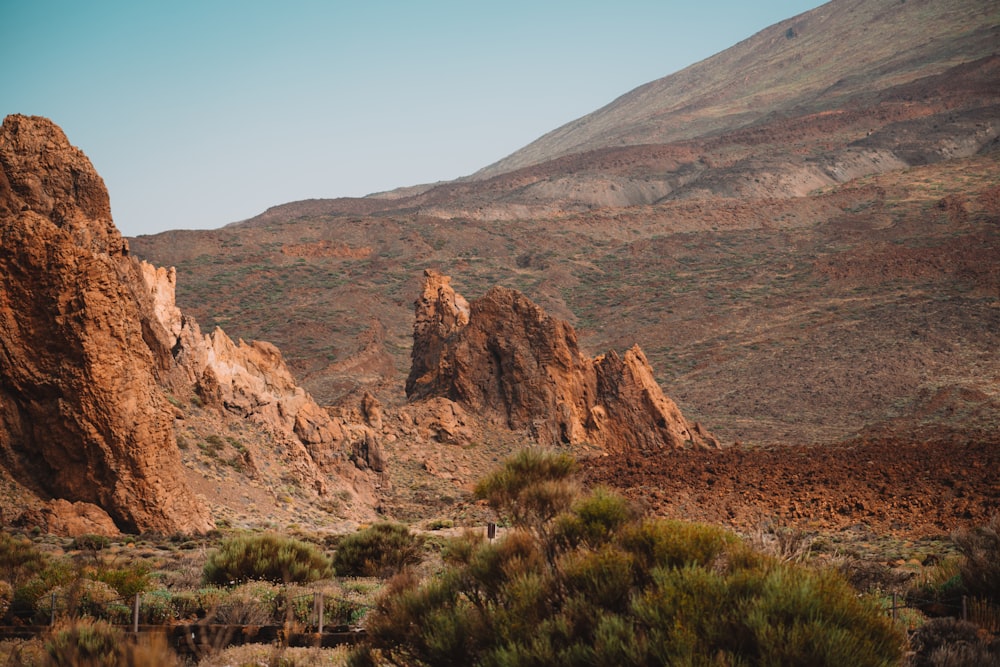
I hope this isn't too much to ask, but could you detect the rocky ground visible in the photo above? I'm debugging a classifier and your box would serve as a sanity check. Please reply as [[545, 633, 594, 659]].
[[581, 426, 1000, 538]]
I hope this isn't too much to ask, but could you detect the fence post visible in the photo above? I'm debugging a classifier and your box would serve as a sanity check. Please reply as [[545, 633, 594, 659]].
[[50, 592, 56, 625], [133, 593, 140, 634], [488, 522, 497, 541], [312, 592, 325, 634]]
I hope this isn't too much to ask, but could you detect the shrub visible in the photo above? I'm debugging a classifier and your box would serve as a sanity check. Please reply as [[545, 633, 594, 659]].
[[48, 579, 125, 622], [140, 589, 176, 624], [474, 448, 579, 534], [425, 518, 454, 531], [43, 617, 181, 666], [351, 452, 904, 667], [203, 532, 333, 585], [553, 486, 633, 550], [70, 534, 111, 552], [908, 616, 1000, 667], [0, 580, 12, 619], [94, 561, 152, 599], [953, 516, 1000, 604], [12, 559, 74, 623], [333, 523, 424, 578], [44, 617, 124, 666], [0, 532, 49, 587], [209, 581, 280, 625]]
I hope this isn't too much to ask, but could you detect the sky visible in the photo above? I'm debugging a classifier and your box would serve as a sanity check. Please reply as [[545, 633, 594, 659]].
[[4, 1, 826, 237]]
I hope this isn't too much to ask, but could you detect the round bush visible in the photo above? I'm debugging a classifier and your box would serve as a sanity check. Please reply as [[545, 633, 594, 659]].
[[45, 617, 124, 667], [203, 532, 333, 585], [332, 523, 424, 578]]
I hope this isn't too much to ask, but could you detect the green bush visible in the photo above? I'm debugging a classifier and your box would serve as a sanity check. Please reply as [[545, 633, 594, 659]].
[[45, 617, 124, 666], [210, 581, 281, 625], [70, 534, 111, 552], [474, 448, 579, 534], [140, 589, 176, 624], [12, 560, 74, 623], [94, 561, 152, 599], [0, 533, 49, 587], [953, 516, 1000, 604], [553, 486, 633, 550], [333, 523, 424, 578], [350, 452, 905, 667], [203, 532, 333, 585]]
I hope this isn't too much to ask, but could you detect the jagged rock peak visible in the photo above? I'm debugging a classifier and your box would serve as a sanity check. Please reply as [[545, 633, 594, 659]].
[[0, 114, 381, 533], [0, 114, 211, 534], [406, 270, 719, 452], [0, 114, 125, 256]]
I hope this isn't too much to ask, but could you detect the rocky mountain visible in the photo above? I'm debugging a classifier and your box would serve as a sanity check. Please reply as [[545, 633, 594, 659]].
[[473, 0, 999, 177], [238, 0, 998, 223], [407, 270, 717, 452], [1, 115, 718, 534], [0, 115, 382, 535], [15, 0, 1000, 530]]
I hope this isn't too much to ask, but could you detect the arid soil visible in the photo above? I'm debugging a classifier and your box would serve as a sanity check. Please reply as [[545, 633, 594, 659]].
[[581, 428, 1000, 538]]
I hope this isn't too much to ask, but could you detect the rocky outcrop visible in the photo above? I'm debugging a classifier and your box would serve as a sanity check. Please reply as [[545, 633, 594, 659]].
[[0, 114, 380, 534], [136, 261, 378, 483], [0, 114, 213, 534], [406, 269, 718, 452], [43, 500, 121, 538]]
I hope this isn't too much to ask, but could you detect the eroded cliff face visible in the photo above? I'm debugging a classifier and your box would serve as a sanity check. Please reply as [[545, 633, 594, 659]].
[[406, 269, 718, 452], [0, 114, 213, 534], [138, 261, 384, 490], [0, 114, 380, 535]]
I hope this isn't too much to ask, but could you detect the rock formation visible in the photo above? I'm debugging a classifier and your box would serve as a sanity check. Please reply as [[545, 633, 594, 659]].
[[157, 279, 383, 494], [406, 269, 718, 452], [0, 114, 379, 534], [0, 114, 213, 534]]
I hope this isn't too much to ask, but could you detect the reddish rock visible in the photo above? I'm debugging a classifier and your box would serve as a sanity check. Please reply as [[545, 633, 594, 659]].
[[406, 269, 718, 452], [0, 115, 212, 534], [43, 500, 121, 538], [137, 223, 380, 503]]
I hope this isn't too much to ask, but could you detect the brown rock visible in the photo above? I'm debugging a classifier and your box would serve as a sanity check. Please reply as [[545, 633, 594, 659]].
[[44, 500, 121, 538], [0, 114, 212, 534], [408, 397, 475, 446], [361, 391, 384, 431], [0, 115, 381, 532], [406, 269, 717, 452]]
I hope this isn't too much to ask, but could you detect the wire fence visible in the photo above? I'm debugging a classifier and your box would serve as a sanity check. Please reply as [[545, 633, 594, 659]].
[[9, 583, 375, 634], [884, 593, 1000, 633]]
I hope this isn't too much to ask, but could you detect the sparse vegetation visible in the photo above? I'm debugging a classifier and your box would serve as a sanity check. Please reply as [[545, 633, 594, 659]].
[[44, 617, 125, 666], [953, 515, 1000, 604]]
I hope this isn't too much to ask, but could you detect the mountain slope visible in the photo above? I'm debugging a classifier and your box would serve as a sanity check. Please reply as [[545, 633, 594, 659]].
[[473, 0, 1000, 179], [130, 0, 1000, 528]]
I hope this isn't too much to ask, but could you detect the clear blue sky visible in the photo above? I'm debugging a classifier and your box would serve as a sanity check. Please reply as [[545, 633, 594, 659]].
[[4, 1, 825, 237]]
